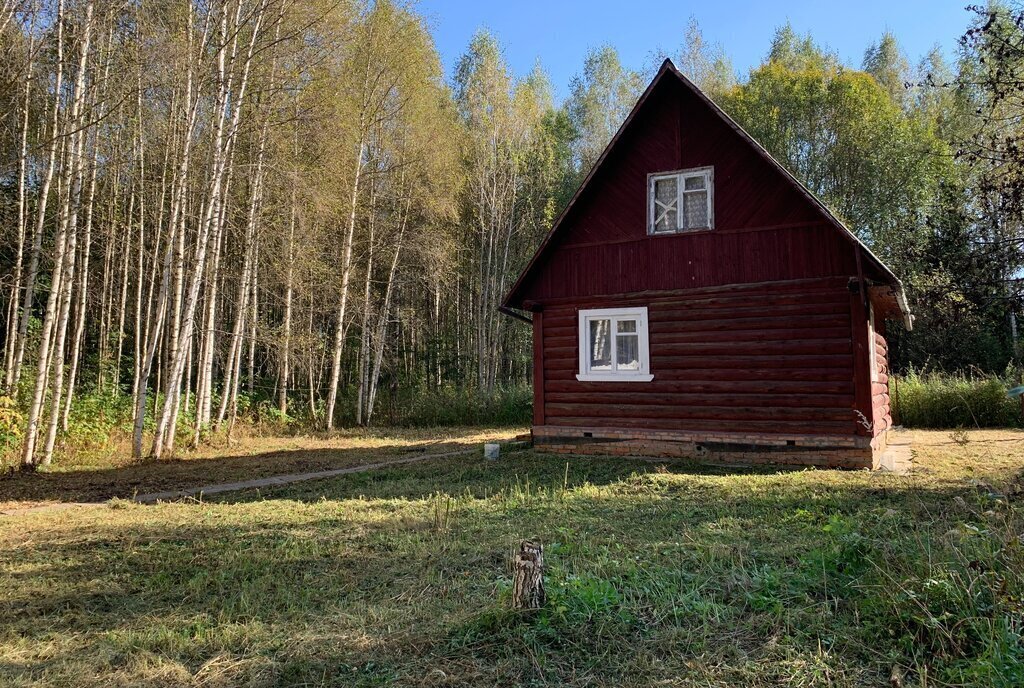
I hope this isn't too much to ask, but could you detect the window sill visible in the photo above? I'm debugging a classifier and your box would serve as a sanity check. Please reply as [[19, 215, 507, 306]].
[[648, 226, 714, 236], [575, 373, 654, 382]]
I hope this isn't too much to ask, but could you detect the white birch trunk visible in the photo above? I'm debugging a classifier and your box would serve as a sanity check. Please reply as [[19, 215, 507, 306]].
[[152, 0, 267, 458], [4, 24, 36, 393], [325, 133, 365, 430], [355, 182, 377, 426], [40, 0, 96, 465], [367, 197, 410, 422], [12, 2, 65, 393]]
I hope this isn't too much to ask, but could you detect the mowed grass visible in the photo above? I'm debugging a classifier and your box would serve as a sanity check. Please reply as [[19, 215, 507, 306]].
[[2, 429, 1023, 687], [0, 427, 522, 509]]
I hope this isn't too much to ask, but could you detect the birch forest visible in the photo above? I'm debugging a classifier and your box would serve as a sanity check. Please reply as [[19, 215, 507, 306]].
[[2, 1, 1022, 466], [0, 0, 569, 467]]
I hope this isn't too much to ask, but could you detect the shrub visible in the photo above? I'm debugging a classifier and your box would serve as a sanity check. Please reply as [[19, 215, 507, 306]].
[[0, 395, 25, 464], [64, 392, 135, 444], [343, 384, 532, 427], [891, 371, 1023, 429]]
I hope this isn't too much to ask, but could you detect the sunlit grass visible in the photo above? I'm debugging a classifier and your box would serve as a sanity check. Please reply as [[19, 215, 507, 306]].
[[1, 429, 1022, 686]]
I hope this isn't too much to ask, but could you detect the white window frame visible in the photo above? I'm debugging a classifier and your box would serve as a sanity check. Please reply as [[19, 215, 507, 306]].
[[647, 166, 714, 234], [576, 307, 653, 382]]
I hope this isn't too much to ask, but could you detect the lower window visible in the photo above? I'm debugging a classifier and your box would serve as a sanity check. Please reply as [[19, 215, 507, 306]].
[[577, 307, 653, 382]]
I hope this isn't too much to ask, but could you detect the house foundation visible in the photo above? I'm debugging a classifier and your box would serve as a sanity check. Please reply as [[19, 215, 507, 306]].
[[532, 425, 884, 470]]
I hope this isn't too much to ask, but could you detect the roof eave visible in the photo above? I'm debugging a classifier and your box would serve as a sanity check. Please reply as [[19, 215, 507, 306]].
[[895, 283, 914, 331]]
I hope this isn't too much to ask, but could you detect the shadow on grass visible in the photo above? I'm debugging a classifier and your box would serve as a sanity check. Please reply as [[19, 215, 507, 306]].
[[0, 438, 486, 506], [2, 451, 1003, 686], [204, 451, 811, 505]]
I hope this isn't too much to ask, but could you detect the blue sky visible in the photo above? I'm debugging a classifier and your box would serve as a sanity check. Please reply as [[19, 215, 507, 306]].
[[415, 0, 972, 102]]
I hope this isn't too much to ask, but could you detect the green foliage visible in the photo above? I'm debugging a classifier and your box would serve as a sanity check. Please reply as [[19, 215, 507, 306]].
[[565, 45, 643, 172], [0, 396, 25, 458], [863, 31, 910, 105], [253, 399, 291, 431], [672, 17, 735, 97], [532, 107, 578, 232], [888, 180, 1018, 373], [367, 384, 531, 427], [957, 2, 1024, 222], [721, 45, 950, 273], [891, 371, 1024, 428], [767, 22, 837, 71], [63, 392, 135, 446]]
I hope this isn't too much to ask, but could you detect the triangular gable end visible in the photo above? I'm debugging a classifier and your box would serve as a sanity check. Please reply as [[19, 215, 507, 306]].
[[501, 59, 912, 329]]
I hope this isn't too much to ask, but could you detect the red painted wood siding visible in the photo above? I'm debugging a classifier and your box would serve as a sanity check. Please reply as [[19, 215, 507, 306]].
[[537, 278, 861, 436], [515, 78, 885, 306]]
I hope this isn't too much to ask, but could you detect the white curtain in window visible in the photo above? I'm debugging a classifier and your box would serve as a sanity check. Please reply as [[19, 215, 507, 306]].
[[615, 319, 639, 370], [683, 175, 708, 228]]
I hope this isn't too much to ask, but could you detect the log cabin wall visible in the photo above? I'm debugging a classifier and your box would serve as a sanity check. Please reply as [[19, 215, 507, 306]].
[[871, 317, 892, 450], [531, 280, 879, 468], [536, 277, 861, 437]]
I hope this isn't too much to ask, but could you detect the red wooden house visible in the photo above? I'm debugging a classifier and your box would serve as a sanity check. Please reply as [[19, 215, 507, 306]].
[[501, 60, 912, 469]]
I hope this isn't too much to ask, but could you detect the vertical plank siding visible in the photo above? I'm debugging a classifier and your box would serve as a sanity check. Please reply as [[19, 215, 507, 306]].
[[512, 78, 888, 308]]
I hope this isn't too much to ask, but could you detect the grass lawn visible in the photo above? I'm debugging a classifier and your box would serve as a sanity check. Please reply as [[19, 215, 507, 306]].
[[0, 427, 522, 509], [2, 429, 1023, 686]]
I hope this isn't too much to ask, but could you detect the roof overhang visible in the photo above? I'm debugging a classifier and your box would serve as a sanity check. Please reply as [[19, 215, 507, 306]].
[[869, 283, 915, 331]]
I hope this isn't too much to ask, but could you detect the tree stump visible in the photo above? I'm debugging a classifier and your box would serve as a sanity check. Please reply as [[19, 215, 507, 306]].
[[511, 539, 545, 610]]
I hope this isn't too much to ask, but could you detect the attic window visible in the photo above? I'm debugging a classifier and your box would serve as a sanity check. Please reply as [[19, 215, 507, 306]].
[[576, 307, 653, 382], [648, 167, 714, 234]]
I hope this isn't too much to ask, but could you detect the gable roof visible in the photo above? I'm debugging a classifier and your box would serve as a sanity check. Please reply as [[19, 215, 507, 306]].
[[501, 59, 913, 329]]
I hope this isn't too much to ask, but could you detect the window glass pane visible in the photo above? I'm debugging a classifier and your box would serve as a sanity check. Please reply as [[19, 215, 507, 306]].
[[683, 190, 709, 228], [617, 319, 637, 334], [684, 174, 706, 190], [589, 319, 612, 370], [616, 334, 640, 370], [653, 177, 678, 232]]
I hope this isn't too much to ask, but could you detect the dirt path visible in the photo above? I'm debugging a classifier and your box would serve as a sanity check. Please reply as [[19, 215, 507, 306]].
[[0, 446, 479, 517], [131, 447, 478, 502], [878, 432, 913, 474], [0, 428, 524, 510]]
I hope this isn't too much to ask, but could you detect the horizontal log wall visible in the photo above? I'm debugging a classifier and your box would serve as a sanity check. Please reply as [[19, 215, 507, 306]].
[[871, 320, 892, 442], [539, 277, 861, 437]]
